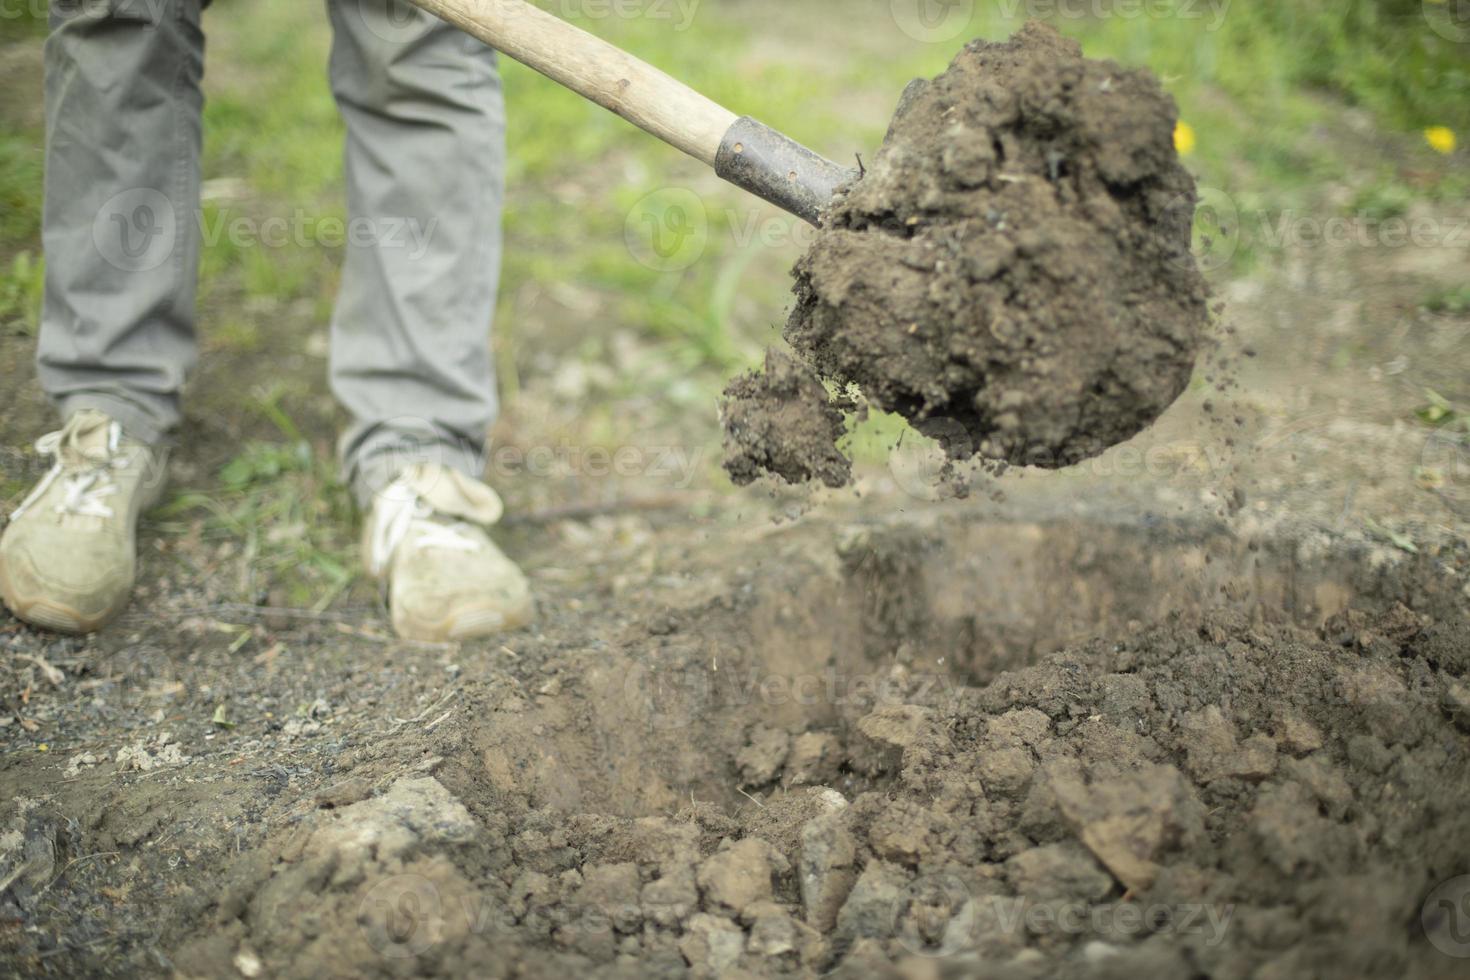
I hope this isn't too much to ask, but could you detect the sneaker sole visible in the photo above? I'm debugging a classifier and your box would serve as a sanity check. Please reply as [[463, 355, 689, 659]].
[[0, 560, 114, 634], [394, 601, 535, 643]]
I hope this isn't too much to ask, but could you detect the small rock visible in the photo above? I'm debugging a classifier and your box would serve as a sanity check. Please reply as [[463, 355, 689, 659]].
[[800, 811, 858, 931], [1444, 679, 1470, 732], [976, 746, 1036, 799], [988, 707, 1053, 745], [678, 913, 744, 974], [849, 705, 936, 776], [697, 838, 776, 915], [233, 947, 263, 978], [641, 866, 698, 927], [811, 788, 849, 813], [786, 732, 843, 786], [1082, 939, 1121, 962], [115, 738, 190, 772], [1180, 706, 1276, 782], [1045, 760, 1203, 892], [744, 902, 797, 956], [737, 726, 791, 788], [834, 861, 908, 942], [576, 863, 643, 933], [1273, 713, 1323, 755], [866, 800, 934, 866], [1005, 842, 1112, 903]]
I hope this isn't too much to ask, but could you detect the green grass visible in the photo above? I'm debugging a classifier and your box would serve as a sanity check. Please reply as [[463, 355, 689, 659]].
[[0, 250, 43, 335], [1425, 284, 1470, 315], [1417, 389, 1470, 430], [151, 388, 359, 610]]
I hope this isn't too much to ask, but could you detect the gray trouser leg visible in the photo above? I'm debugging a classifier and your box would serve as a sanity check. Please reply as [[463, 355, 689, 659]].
[[326, 0, 507, 506], [36, 0, 206, 446]]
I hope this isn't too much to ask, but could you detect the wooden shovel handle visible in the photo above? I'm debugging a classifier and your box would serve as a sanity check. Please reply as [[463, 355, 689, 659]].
[[406, 0, 739, 167]]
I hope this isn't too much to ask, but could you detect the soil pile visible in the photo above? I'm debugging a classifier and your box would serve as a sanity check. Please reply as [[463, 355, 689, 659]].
[[167, 606, 1470, 978], [724, 22, 1210, 484]]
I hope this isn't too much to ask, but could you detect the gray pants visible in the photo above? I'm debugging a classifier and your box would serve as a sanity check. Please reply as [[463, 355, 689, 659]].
[[37, 0, 506, 504]]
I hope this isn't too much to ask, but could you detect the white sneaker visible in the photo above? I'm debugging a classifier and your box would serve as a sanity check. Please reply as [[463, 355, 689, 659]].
[[0, 410, 167, 633], [362, 463, 533, 641]]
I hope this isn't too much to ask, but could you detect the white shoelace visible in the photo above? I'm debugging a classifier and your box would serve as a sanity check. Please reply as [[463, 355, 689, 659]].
[[366, 482, 480, 578], [11, 422, 129, 521]]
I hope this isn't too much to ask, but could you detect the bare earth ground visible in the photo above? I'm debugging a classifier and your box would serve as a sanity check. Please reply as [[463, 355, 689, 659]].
[[3, 4, 1470, 979]]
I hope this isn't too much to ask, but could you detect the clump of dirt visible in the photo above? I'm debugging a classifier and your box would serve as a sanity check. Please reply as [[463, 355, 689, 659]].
[[721, 349, 852, 489], [725, 22, 1210, 484]]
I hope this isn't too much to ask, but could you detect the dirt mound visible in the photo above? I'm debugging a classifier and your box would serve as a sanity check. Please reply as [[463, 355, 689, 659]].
[[166, 606, 1470, 978], [724, 22, 1210, 485]]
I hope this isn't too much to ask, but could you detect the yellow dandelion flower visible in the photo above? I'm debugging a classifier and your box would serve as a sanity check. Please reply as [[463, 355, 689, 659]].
[[1174, 121, 1197, 157], [1425, 126, 1456, 155]]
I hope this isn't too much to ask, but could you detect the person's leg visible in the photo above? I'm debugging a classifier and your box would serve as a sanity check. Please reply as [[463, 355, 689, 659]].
[[325, 0, 506, 505], [2, 0, 203, 633], [326, 0, 528, 640], [36, 0, 206, 446]]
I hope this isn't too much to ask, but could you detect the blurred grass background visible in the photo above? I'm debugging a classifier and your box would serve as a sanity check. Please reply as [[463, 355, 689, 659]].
[[2, 0, 1466, 354], [0, 0, 1466, 607]]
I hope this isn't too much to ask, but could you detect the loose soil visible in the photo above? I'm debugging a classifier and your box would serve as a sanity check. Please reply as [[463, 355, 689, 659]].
[[3, 509, 1468, 978], [724, 22, 1210, 486]]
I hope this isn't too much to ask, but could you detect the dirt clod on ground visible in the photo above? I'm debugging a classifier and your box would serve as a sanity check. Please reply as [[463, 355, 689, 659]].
[[725, 22, 1210, 484]]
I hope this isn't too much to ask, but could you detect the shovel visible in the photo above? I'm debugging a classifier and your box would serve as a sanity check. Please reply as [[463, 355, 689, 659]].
[[406, 0, 856, 227]]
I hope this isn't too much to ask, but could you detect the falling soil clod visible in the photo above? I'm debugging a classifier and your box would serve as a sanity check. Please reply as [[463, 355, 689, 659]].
[[721, 349, 853, 490], [724, 22, 1211, 485]]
